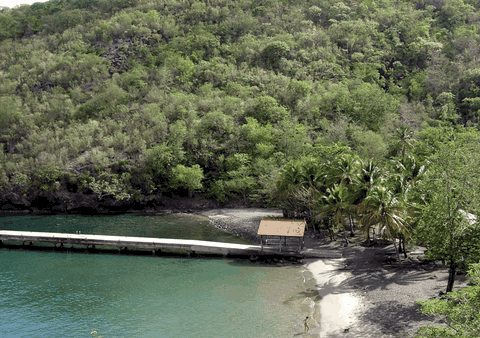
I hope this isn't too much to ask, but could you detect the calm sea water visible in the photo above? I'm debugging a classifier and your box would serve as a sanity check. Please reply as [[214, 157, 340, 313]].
[[0, 214, 319, 338]]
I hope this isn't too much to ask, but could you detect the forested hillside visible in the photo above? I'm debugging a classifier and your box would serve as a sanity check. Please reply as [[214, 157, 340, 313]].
[[1, 0, 480, 212]]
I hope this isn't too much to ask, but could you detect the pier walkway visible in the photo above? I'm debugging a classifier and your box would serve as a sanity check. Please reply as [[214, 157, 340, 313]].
[[0, 230, 341, 258]]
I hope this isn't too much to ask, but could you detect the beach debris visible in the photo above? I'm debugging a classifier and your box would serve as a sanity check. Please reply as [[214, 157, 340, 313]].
[[384, 257, 397, 263]]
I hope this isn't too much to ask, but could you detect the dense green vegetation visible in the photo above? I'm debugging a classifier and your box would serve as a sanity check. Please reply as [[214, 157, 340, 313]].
[[1, 0, 479, 210], [2, 1, 480, 333], [1, 0, 480, 209], [276, 125, 480, 292], [416, 262, 480, 338], [0, 2, 480, 230]]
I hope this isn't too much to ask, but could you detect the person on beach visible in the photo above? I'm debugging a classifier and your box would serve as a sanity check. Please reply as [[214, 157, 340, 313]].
[[304, 316, 309, 333]]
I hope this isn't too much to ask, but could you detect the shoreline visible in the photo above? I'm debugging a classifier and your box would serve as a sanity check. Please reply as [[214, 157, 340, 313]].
[[198, 207, 470, 338], [1, 207, 471, 337], [305, 258, 361, 337], [199, 208, 349, 336]]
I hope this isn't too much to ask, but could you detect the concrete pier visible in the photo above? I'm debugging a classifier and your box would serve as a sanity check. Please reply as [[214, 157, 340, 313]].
[[0, 230, 341, 258]]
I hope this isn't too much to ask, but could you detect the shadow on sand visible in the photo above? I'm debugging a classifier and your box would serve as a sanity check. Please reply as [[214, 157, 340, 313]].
[[300, 238, 469, 337]]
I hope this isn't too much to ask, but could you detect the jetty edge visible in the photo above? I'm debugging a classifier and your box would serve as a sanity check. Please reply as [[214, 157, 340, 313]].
[[0, 230, 341, 258]]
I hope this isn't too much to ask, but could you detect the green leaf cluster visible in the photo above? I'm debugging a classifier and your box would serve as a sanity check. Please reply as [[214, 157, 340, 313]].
[[1, 0, 480, 207], [416, 262, 480, 338]]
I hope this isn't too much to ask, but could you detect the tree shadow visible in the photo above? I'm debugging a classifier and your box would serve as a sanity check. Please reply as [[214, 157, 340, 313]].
[[354, 300, 436, 337], [333, 246, 453, 294], [284, 287, 322, 305], [299, 244, 470, 336]]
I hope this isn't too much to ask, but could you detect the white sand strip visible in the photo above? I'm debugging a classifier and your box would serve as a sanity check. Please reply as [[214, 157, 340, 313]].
[[306, 259, 360, 337]]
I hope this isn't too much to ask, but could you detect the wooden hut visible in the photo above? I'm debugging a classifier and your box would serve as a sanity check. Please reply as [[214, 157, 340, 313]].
[[257, 218, 306, 253]]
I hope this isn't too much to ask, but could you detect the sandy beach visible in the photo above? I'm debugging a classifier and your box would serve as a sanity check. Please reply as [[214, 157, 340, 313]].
[[200, 208, 469, 338]]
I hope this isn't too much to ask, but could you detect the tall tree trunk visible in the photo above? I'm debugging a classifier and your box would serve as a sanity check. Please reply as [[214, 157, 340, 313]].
[[446, 220, 456, 293], [392, 237, 400, 262], [446, 259, 457, 293], [328, 218, 335, 241], [349, 215, 355, 237], [401, 235, 408, 259], [340, 215, 349, 245]]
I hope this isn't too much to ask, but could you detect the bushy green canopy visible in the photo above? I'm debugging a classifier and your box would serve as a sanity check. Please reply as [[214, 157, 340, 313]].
[[1, 0, 480, 209]]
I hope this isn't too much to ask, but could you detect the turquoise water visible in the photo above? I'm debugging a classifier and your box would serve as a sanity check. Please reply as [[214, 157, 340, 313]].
[[0, 215, 319, 337], [0, 214, 252, 244]]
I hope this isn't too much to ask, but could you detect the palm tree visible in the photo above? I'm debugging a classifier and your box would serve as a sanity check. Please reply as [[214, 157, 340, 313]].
[[352, 160, 384, 240], [326, 155, 363, 237], [357, 159, 382, 200], [319, 184, 355, 245], [301, 158, 326, 190], [328, 154, 362, 187], [388, 126, 414, 159], [394, 155, 426, 191], [277, 158, 329, 221], [276, 161, 305, 218], [359, 185, 409, 261], [293, 185, 324, 233], [388, 155, 425, 256], [295, 159, 329, 230]]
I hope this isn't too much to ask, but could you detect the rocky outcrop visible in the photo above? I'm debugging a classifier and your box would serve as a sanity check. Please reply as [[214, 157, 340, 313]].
[[209, 216, 261, 244], [0, 187, 226, 215], [102, 39, 132, 74]]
